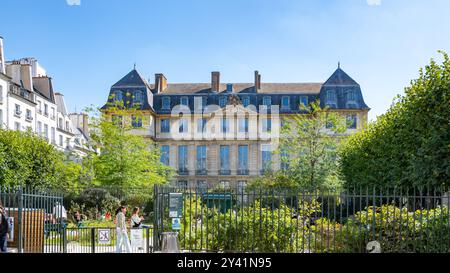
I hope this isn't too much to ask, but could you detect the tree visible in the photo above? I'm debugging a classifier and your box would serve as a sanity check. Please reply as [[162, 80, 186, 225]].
[[340, 51, 450, 190], [249, 101, 347, 191], [87, 101, 173, 188]]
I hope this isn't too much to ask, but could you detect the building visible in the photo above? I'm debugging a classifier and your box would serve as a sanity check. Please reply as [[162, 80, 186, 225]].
[[102, 66, 370, 189], [0, 36, 92, 158]]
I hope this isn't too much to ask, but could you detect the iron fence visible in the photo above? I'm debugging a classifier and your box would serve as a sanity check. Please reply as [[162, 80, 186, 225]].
[[44, 227, 153, 253], [154, 185, 450, 253]]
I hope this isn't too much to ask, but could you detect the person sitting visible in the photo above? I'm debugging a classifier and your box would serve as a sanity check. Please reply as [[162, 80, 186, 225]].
[[130, 207, 144, 229]]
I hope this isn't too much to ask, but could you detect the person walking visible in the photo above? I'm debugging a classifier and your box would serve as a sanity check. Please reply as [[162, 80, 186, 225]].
[[115, 206, 131, 253], [0, 201, 10, 253]]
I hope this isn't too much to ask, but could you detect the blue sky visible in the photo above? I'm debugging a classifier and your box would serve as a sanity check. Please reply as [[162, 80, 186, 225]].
[[1, 0, 449, 120]]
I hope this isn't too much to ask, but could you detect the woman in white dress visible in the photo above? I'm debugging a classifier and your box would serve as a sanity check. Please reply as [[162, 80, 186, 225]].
[[115, 206, 132, 253]]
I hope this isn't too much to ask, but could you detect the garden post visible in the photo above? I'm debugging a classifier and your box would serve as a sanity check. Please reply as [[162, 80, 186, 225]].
[[91, 228, 96, 253]]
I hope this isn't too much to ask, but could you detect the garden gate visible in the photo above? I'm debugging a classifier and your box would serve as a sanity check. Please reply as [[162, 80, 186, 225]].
[[0, 186, 64, 253]]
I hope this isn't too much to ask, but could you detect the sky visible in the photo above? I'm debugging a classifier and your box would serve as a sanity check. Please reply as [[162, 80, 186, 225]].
[[1, 0, 449, 121]]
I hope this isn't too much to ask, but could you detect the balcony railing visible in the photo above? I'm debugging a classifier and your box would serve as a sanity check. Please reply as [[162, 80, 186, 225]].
[[178, 169, 189, 175], [260, 169, 273, 175], [10, 85, 35, 102], [219, 170, 231, 175], [237, 169, 249, 175], [25, 116, 33, 122], [195, 169, 208, 176], [14, 110, 22, 117]]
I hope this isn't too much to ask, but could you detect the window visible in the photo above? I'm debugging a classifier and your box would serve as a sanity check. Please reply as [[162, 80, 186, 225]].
[[219, 97, 227, 108], [26, 109, 32, 120], [14, 122, 21, 131], [51, 107, 55, 119], [238, 145, 249, 174], [347, 90, 356, 102], [37, 121, 42, 135], [114, 91, 123, 102], [262, 118, 272, 132], [261, 144, 272, 173], [0, 109, 2, 128], [220, 181, 230, 189], [196, 181, 207, 191], [44, 124, 49, 139], [281, 96, 290, 109], [177, 181, 188, 189], [280, 149, 289, 170], [162, 97, 171, 109], [180, 97, 189, 106], [59, 135, 63, 146], [242, 96, 250, 107], [37, 101, 42, 113], [347, 114, 357, 129], [160, 145, 170, 166], [66, 137, 70, 148], [132, 115, 142, 128], [58, 118, 63, 129], [51, 127, 56, 143], [179, 118, 188, 133], [263, 96, 271, 106], [221, 117, 229, 133], [195, 96, 206, 109], [15, 104, 21, 116], [196, 146, 207, 173], [326, 90, 337, 106], [178, 145, 188, 173], [300, 96, 308, 108], [237, 181, 247, 193], [197, 118, 207, 133], [220, 145, 230, 174], [44, 104, 48, 116], [0, 86, 3, 103], [161, 119, 170, 133], [134, 91, 143, 104], [65, 121, 70, 131], [238, 117, 249, 133]]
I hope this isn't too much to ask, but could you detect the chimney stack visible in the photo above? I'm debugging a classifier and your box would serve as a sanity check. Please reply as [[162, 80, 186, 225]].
[[211, 71, 220, 92], [254, 71, 261, 91], [0, 36, 5, 74], [20, 64, 33, 91], [155, 73, 167, 93]]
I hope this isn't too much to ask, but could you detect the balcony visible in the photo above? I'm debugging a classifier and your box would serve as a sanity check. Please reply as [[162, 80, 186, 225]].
[[195, 169, 208, 176], [25, 116, 33, 122], [219, 170, 231, 175], [9, 85, 35, 103], [237, 169, 249, 175], [14, 110, 22, 117], [178, 169, 189, 176]]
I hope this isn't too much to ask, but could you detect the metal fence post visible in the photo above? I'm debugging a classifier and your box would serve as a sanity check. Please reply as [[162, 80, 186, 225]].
[[91, 228, 96, 253], [17, 187, 23, 254], [146, 227, 150, 253]]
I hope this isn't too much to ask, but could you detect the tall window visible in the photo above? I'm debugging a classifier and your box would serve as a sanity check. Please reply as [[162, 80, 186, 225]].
[[261, 144, 272, 173], [347, 114, 357, 129], [44, 124, 49, 139], [180, 96, 189, 106], [219, 97, 227, 108], [197, 118, 207, 133], [179, 118, 189, 133], [132, 115, 142, 128], [280, 149, 289, 170], [347, 90, 356, 102], [160, 145, 170, 166], [26, 109, 32, 120], [242, 96, 250, 107], [15, 104, 21, 116], [221, 117, 229, 133], [178, 145, 188, 173], [300, 96, 309, 108], [162, 97, 170, 109], [196, 145, 207, 173], [44, 104, 48, 116], [133, 91, 143, 106], [14, 122, 21, 131], [161, 119, 170, 133], [262, 118, 271, 132], [51, 107, 55, 119], [195, 96, 206, 110], [51, 127, 56, 143], [238, 145, 248, 174], [220, 145, 230, 173], [59, 135, 63, 146], [37, 101, 42, 113], [237, 181, 247, 193], [114, 91, 123, 102], [326, 90, 337, 106], [263, 96, 271, 106], [37, 121, 42, 135], [281, 96, 290, 109], [238, 117, 249, 133]]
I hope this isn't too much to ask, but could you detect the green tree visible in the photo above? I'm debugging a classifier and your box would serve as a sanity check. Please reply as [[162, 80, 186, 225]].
[[340, 51, 450, 190], [249, 101, 347, 191], [87, 101, 173, 188]]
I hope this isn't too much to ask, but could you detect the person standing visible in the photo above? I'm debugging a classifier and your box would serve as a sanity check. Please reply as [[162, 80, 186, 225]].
[[115, 206, 131, 253], [0, 202, 10, 253]]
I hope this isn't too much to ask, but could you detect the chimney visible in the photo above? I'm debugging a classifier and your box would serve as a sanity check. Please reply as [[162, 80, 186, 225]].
[[254, 71, 261, 91], [82, 113, 89, 137], [211, 71, 220, 92], [20, 64, 33, 91], [0, 36, 5, 74], [155, 73, 167, 93]]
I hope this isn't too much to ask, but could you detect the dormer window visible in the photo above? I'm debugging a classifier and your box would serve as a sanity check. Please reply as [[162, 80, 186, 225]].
[[180, 96, 189, 106], [242, 96, 250, 107], [219, 96, 227, 108], [281, 96, 290, 109], [162, 97, 171, 109], [263, 96, 271, 107], [113, 91, 123, 102], [133, 91, 143, 104], [326, 90, 337, 106], [300, 96, 308, 108]]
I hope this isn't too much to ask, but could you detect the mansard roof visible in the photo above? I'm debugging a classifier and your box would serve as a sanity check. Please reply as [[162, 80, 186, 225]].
[[323, 67, 359, 86], [112, 69, 150, 88]]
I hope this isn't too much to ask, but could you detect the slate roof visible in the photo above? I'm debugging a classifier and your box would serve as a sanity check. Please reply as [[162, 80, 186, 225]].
[[112, 69, 151, 89], [323, 67, 359, 86]]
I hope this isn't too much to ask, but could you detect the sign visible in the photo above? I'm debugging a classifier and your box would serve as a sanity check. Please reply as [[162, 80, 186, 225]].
[[130, 229, 144, 248], [169, 193, 183, 218], [98, 229, 111, 245], [172, 218, 181, 230], [7, 217, 14, 242]]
